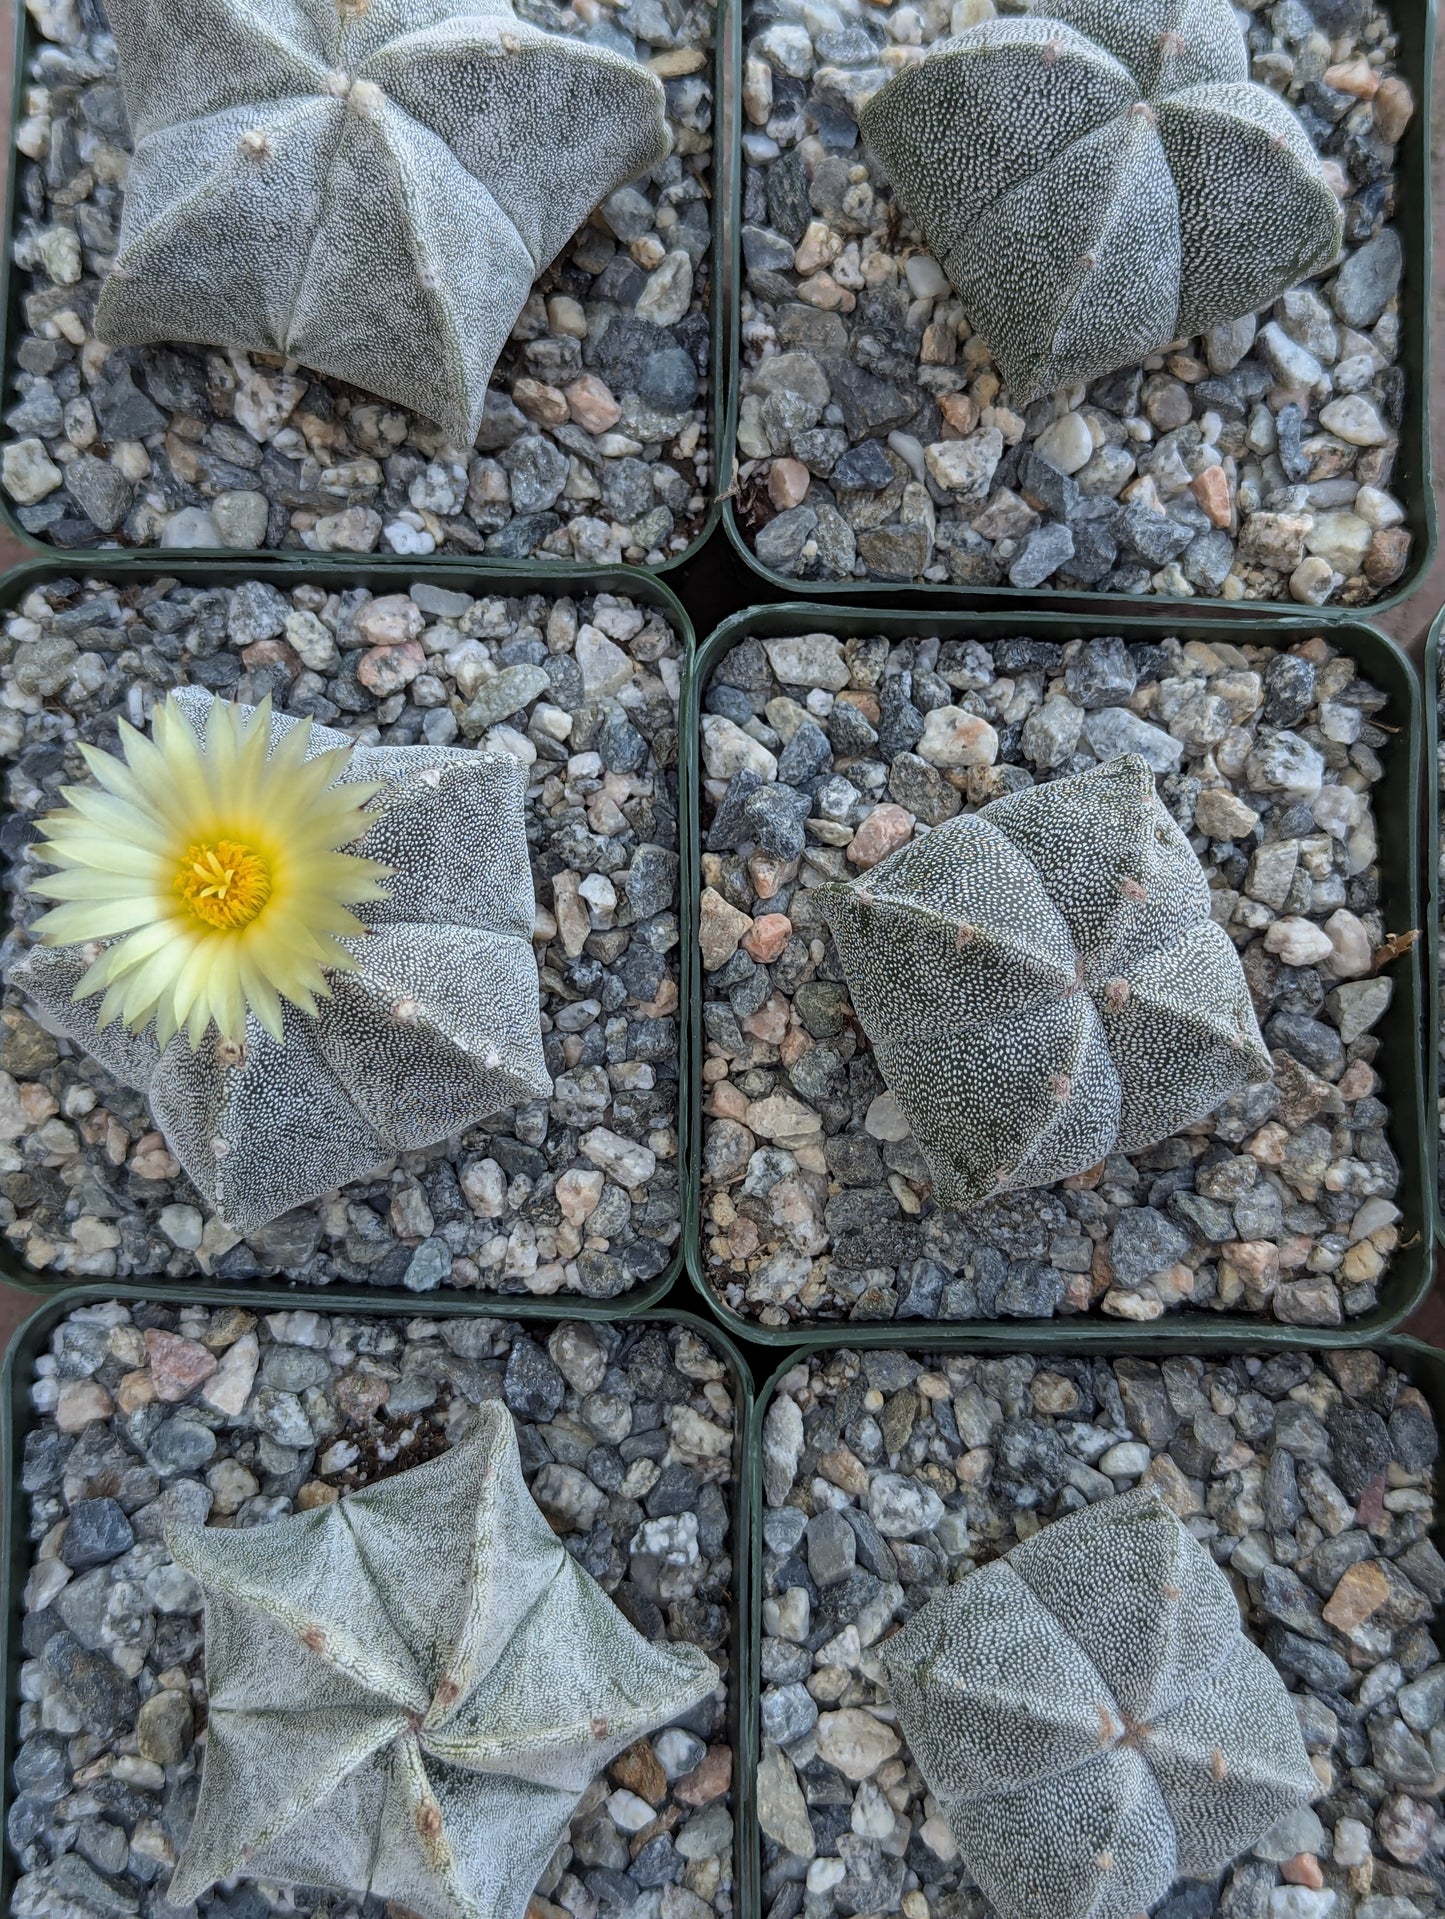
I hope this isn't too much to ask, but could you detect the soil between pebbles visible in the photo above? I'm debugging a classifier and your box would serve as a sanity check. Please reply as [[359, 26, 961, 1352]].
[[736, 0, 1413, 607], [0, 576, 684, 1295], [757, 1346, 1445, 1919], [10, 1306, 739, 1919], [2, 0, 715, 564], [698, 626, 1405, 1329]]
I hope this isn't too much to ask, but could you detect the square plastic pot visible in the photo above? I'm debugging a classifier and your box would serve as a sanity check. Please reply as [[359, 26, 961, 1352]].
[[718, 0, 1437, 619], [1426, 608, 1443, 1258], [0, 0, 740, 574], [0, 1288, 757, 1919], [0, 556, 694, 1318], [683, 599, 1432, 1349], [741, 1329, 1445, 1919]]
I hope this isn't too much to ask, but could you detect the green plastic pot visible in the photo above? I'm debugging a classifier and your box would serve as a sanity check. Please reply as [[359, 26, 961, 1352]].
[[0, 0, 739, 574], [1426, 609, 1443, 1258], [742, 1330, 1445, 1919], [0, 557, 696, 1317], [683, 600, 1432, 1349], [0, 1287, 757, 1919], [719, 0, 1437, 619]]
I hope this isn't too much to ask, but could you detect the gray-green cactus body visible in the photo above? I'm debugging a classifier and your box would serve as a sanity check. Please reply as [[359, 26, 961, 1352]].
[[859, 0, 1343, 399], [165, 1403, 717, 1919], [883, 1489, 1317, 1919], [12, 688, 551, 1232], [94, 0, 670, 441], [819, 754, 1270, 1213]]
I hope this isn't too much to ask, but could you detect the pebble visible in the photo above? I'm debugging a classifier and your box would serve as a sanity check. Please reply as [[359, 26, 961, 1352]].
[[737, 0, 1410, 606], [701, 625, 1397, 1330], [760, 1349, 1440, 1915], [846, 803, 914, 868], [13, 1310, 736, 1919], [1, 580, 682, 1298]]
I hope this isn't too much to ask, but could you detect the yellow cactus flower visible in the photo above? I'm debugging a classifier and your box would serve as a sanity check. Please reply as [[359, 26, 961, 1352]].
[[29, 693, 392, 1050]]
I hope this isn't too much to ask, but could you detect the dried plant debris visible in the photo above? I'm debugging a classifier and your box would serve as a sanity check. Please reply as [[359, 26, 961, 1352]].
[[699, 627, 1403, 1327], [737, 0, 1412, 605], [4, 0, 714, 563], [758, 1347, 1444, 1919], [0, 578, 683, 1293], [12, 1307, 737, 1919]]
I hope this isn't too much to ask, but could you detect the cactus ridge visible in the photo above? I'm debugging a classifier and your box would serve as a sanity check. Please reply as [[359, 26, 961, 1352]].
[[819, 754, 1271, 1213], [93, 0, 671, 439], [166, 1403, 718, 1919], [859, 0, 1343, 399], [883, 1489, 1317, 1919], [13, 687, 552, 1231]]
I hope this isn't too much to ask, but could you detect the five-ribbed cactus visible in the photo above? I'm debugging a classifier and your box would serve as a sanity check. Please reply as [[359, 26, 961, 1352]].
[[820, 755, 1271, 1213], [168, 1404, 718, 1919], [883, 1489, 1317, 1919], [95, 0, 671, 440], [860, 0, 1343, 399]]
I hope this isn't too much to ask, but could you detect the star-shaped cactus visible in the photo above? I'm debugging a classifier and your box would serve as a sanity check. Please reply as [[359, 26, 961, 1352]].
[[820, 755, 1271, 1212], [12, 688, 552, 1232], [859, 0, 1343, 399], [884, 1490, 1318, 1919], [94, 0, 671, 440], [167, 1403, 718, 1919]]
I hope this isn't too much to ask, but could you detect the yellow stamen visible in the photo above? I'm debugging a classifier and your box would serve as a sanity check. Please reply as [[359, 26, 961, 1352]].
[[176, 838, 273, 930]]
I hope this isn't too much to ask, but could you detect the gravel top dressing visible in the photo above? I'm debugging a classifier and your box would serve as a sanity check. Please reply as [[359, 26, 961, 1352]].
[[757, 1346, 1445, 1919], [699, 625, 1403, 1329], [735, 0, 1413, 606], [10, 1306, 738, 1919], [3, 0, 716, 564], [0, 577, 684, 1295]]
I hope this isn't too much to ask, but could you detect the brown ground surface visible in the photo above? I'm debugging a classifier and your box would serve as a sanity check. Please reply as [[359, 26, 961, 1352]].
[[0, 0, 1438, 1372]]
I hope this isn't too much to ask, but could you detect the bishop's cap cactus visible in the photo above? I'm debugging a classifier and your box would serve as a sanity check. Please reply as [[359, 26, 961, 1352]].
[[819, 754, 1271, 1213], [167, 1401, 718, 1919], [95, 0, 671, 441], [13, 687, 552, 1232], [883, 1488, 1318, 1919], [859, 0, 1344, 399]]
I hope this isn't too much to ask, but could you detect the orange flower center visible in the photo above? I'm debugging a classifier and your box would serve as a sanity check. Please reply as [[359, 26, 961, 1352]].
[[175, 838, 272, 930]]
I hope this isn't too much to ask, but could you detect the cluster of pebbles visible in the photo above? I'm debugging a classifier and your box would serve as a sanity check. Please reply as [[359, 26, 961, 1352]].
[[758, 1345, 1445, 1919], [736, 0, 1413, 606], [698, 625, 1403, 1328], [9, 1304, 738, 1919], [0, 577, 684, 1296], [1, 0, 715, 564]]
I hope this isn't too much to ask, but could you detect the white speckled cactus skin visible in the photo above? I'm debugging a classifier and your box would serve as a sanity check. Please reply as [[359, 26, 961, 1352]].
[[94, 0, 671, 442], [167, 1403, 718, 1919], [12, 688, 552, 1233], [820, 754, 1271, 1213], [859, 0, 1343, 400], [884, 1489, 1318, 1919]]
